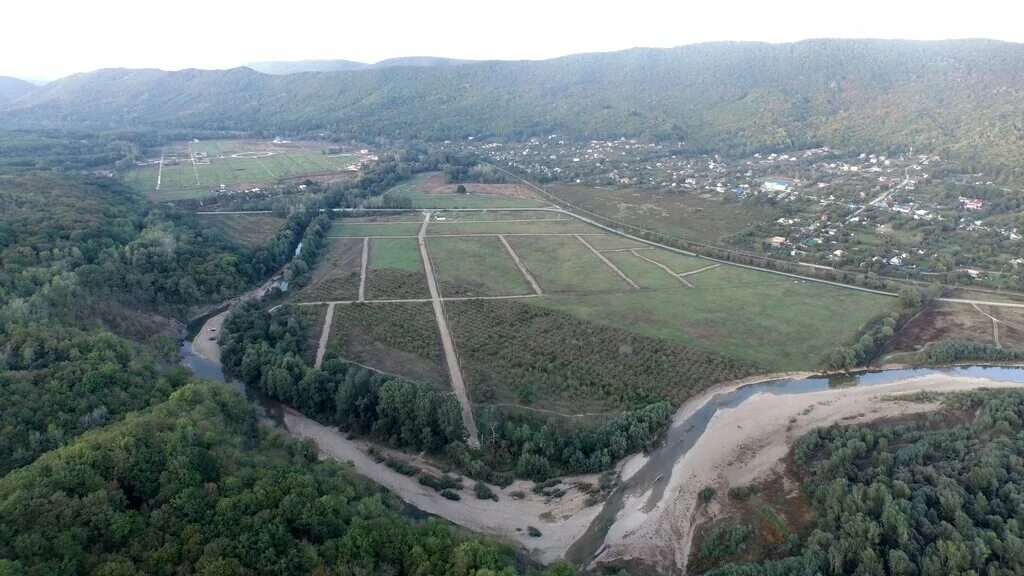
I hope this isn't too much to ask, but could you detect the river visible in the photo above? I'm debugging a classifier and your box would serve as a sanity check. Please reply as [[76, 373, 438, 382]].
[[180, 312, 1024, 572]]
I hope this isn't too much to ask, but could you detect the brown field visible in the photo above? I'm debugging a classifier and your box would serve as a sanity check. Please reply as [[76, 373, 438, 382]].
[[294, 238, 364, 303], [882, 301, 1024, 358], [417, 172, 539, 199]]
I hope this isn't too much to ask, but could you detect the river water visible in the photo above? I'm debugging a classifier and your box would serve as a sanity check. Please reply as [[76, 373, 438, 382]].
[[179, 323, 1024, 568], [564, 365, 1024, 565]]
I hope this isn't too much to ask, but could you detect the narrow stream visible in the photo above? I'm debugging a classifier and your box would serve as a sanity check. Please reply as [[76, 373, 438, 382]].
[[564, 365, 1024, 566]]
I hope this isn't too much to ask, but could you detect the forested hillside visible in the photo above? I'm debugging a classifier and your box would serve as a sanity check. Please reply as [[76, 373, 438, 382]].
[[5, 40, 1024, 166]]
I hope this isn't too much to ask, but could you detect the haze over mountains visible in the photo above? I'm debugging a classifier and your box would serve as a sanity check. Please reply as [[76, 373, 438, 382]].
[[245, 56, 471, 75], [4, 39, 1024, 168], [0, 76, 36, 103]]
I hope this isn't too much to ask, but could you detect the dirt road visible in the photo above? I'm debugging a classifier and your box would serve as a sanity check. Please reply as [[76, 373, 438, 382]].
[[418, 212, 480, 447], [499, 234, 543, 295]]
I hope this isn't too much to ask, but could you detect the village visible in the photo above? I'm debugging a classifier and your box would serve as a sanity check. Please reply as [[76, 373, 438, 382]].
[[438, 136, 1024, 289]]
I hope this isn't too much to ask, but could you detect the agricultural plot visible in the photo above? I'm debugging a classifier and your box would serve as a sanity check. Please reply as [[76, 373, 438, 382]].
[[603, 251, 690, 290], [293, 304, 329, 365], [194, 212, 285, 247], [507, 235, 631, 293], [426, 219, 595, 236], [582, 235, 649, 251], [431, 210, 566, 222], [385, 172, 549, 209], [549, 183, 780, 244], [535, 265, 896, 371], [447, 299, 756, 413], [326, 302, 448, 387], [427, 236, 532, 297], [638, 249, 712, 274], [293, 238, 364, 303], [327, 222, 422, 237], [125, 139, 361, 201], [292, 210, 897, 418], [365, 238, 430, 299]]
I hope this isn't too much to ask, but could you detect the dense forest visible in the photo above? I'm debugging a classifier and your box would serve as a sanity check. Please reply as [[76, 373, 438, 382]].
[[5, 40, 1024, 167], [0, 144, 575, 573], [703, 389, 1024, 575], [220, 303, 671, 483]]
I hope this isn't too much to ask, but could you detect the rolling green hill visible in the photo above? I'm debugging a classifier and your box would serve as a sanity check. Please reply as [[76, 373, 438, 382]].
[[5, 40, 1024, 165]]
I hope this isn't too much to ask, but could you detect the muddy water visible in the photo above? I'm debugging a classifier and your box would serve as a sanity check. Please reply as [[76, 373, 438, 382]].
[[565, 365, 1024, 566]]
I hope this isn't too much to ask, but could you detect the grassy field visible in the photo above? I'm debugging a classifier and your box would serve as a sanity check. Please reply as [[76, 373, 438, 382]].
[[548, 183, 780, 244], [432, 211, 565, 222], [507, 235, 631, 293], [426, 219, 595, 235], [583, 235, 649, 251], [295, 210, 898, 408], [534, 265, 896, 371], [365, 238, 429, 299], [427, 236, 532, 297], [194, 213, 285, 247], [639, 249, 712, 274], [384, 172, 549, 209], [604, 251, 690, 290], [327, 222, 422, 237], [124, 140, 361, 201], [294, 238, 364, 303]]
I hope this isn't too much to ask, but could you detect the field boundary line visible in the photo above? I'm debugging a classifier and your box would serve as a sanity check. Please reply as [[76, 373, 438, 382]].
[[359, 237, 369, 302], [599, 246, 654, 253], [418, 212, 480, 447], [291, 293, 541, 306], [499, 235, 543, 295], [156, 149, 164, 190], [314, 303, 336, 370], [187, 142, 200, 186], [630, 249, 694, 288], [678, 264, 721, 278], [577, 235, 640, 290], [252, 154, 277, 179]]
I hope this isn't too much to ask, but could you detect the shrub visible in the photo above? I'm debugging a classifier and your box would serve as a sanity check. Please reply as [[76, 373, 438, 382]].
[[439, 489, 461, 501], [474, 481, 499, 501], [698, 486, 716, 503]]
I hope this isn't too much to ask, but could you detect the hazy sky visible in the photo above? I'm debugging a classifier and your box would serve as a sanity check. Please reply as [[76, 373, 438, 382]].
[[5, 0, 1023, 81]]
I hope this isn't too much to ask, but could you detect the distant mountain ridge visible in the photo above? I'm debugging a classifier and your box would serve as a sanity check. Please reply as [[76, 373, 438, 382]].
[[0, 76, 36, 103], [5, 40, 1024, 168], [246, 56, 471, 75]]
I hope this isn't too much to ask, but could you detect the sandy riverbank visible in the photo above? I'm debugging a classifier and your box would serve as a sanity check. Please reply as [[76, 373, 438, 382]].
[[596, 374, 1022, 575], [282, 407, 602, 564], [191, 310, 227, 363]]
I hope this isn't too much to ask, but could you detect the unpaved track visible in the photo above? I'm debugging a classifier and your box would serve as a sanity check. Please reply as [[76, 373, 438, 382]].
[[156, 149, 164, 190], [293, 294, 542, 306], [418, 212, 480, 447], [358, 237, 369, 301], [677, 263, 721, 278], [576, 235, 639, 289], [630, 249, 694, 288], [313, 303, 336, 369], [499, 234, 543, 295]]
